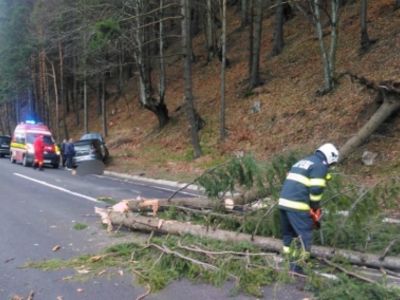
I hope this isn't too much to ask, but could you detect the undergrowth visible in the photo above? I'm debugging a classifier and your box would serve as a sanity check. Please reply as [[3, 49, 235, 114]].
[[26, 235, 400, 299]]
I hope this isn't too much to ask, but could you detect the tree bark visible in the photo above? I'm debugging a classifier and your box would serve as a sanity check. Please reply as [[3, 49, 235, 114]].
[[182, 0, 202, 158], [249, 0, 263, 89], [240, 0, 248, 27], [271, 0, 284, 56], [101, 74, 108, 138], [339, 93, 400, 161], [96, 210, 400, 271], [205, 0, 215, 61], [360, 0, 371, 51], [220, 0, 227, 141], [50, 61, 60, 140]]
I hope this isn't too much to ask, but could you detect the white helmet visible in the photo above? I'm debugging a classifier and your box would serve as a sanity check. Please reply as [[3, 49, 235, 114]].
[[316, 143, 339, 165]]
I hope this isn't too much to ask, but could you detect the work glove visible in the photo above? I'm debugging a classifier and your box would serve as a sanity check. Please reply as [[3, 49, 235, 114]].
[[310, 208, 322, 229], [325, 173, 332, 181]]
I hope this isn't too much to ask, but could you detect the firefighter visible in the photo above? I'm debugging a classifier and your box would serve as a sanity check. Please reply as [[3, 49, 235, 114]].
[[278, 143, 339, 272], [33, 135, 45, 171]]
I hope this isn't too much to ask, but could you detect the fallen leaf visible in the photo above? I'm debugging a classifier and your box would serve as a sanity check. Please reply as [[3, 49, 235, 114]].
[[52, 245, 61, 252]]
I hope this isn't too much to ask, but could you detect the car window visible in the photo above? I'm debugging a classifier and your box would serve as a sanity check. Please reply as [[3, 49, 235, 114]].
[[0, 136, 11, 144], [81, 133, 103, 142], [26, 134, 54, 145]]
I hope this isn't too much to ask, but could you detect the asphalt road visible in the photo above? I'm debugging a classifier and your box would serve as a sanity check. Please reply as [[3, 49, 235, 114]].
[[0, 158, 312, 300]]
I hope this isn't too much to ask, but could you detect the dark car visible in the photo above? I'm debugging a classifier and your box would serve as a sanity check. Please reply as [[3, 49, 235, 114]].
[[80, 132, 109, 161], [0, 135, 11, 157], [73, 139, 106, 166]]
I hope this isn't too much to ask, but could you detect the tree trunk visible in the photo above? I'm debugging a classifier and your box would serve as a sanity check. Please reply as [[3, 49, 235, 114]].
[[96, 210, 400, 271], [248, 0, 253, 74], [101, 74, 107, 137], [312, 0, 339, 94], [83, 75, 88, 133], [59, 42, 68, 141], [271, 0, 284, 56], [220, 0, 227, 141], [182, 0, 202, 158], [360, 0, 371, 51], [159, 0, 167, 115], [50, 61, 60, 140], [249, 0, 263, 89], [240, 0, 248, 27], [339, 94, 400, 161], [396, 0, 400, 10], [206, 0, 215, 61]]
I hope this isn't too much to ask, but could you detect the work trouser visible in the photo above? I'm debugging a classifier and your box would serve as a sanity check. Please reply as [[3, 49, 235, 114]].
[[66, 154, 74, 169], [280, 209, 313, 257]]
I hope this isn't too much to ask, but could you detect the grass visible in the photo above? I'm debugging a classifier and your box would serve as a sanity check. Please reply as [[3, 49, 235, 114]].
[[97, 197, 118, 206], [73, 223, 88, 230]]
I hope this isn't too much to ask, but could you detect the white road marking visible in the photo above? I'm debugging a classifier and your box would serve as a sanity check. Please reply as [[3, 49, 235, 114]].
[[14, 172, 99, 203], [96, 175, 199, 197]]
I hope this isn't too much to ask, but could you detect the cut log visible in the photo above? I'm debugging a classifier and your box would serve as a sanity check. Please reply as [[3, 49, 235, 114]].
[[95, 208, 400, 271]]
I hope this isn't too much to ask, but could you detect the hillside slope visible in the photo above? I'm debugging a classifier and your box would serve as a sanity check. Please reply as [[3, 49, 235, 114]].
[[70, 1, 400, 183]]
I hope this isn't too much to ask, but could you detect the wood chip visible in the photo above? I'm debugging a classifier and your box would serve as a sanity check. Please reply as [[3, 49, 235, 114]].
[[52, 245, 61, 252]]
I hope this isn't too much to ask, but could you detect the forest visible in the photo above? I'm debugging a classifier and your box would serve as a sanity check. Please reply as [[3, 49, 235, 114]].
[[2, 1, 400, 298], [0, 0, 399, 175]]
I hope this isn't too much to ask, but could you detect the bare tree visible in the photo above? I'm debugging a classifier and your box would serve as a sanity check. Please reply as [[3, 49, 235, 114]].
[[182, 0, 202, 158], [310, 0, 340, 94]]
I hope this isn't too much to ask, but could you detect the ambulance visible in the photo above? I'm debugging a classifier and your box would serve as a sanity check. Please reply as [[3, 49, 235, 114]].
[[10, 121, 60, 168]]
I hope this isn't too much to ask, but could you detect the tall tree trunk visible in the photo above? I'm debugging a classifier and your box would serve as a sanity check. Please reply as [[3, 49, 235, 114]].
[[72, 55, 79, 126], [249, 0, 263, 89], [271, 0, 284, 56], [83, 74, 88, 134], [159, 0, 166, 106], [248, 0, 254, 74], [101, 74, 107, 138], [50, 61, 60, 140], [360, 0, 371, 51], [205, 0, 215, 61], [182, 0, 202, 158], [220, 0, 227, 141], [312, 0, 339, 94], [240, 0, 248, 27], [59, 42, 68, 141]]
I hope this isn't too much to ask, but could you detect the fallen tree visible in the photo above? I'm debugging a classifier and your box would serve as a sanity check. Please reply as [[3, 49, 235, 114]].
[[95, 208, 400, 271], [339, 74, 400, 161]]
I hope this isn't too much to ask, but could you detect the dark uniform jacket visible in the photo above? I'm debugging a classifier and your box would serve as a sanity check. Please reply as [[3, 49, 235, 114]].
[[279, 152, 328, 212]]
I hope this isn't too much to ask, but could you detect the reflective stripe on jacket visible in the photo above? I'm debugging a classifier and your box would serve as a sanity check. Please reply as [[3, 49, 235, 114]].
[[279, 152, 328, 212]]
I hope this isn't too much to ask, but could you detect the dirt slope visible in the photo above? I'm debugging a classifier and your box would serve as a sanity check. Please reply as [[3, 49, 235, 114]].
[[70, 1, 400, 183]]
